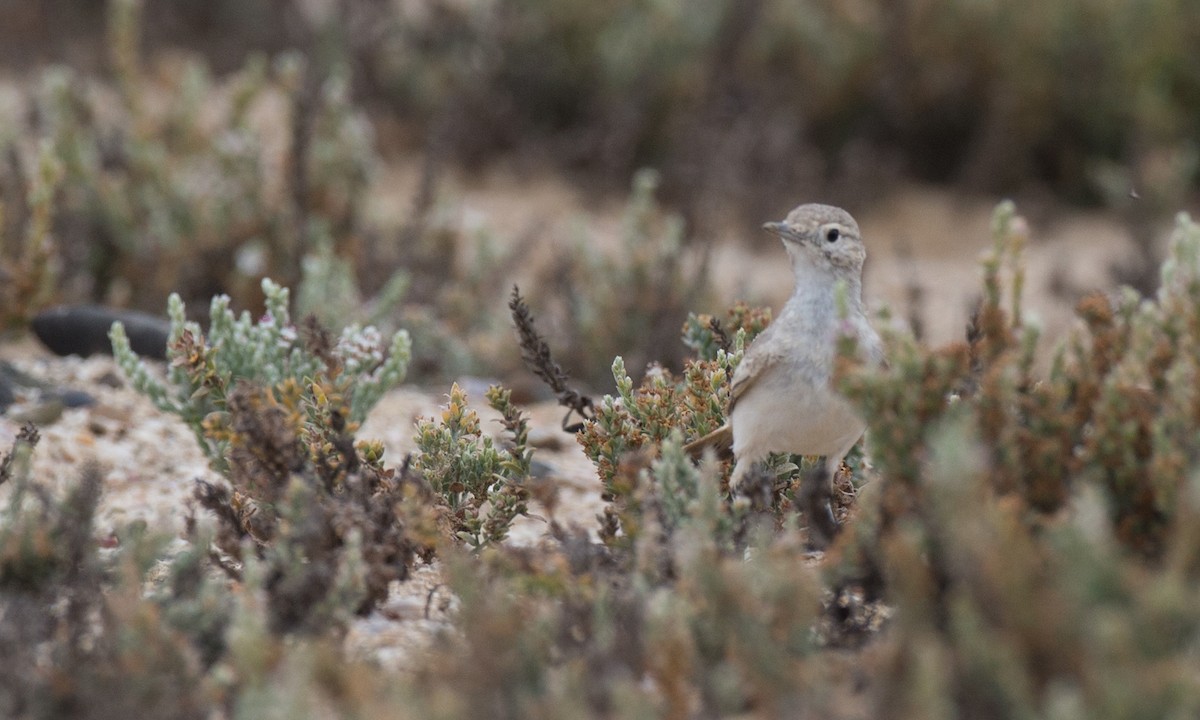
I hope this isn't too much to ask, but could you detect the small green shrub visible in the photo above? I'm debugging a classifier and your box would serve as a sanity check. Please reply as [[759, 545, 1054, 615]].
[[413, 383, 532, 549], [110, 278, 425, 627], [109, 277, 410, 469], [188, 375, 437, 632]]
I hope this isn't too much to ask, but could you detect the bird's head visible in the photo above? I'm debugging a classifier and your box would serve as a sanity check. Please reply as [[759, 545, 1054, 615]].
[[763, 203, 865, 277]]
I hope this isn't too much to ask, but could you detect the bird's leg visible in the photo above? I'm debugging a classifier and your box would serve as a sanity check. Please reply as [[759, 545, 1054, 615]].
[[798, 457, 840, 549], [736, 461, 776, 512]]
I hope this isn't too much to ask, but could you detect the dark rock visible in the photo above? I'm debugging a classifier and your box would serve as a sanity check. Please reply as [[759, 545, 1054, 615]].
[[0, 361, 95, 416], [530, 458, 556, 479], [55, 389, 97, 408], [32, 305, 171, 359]]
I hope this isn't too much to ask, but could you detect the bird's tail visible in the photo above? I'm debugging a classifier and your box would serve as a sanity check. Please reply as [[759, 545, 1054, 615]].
[[684, 424, 734, 461]]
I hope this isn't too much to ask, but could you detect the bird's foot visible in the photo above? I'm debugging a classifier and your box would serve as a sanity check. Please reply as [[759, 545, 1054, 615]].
[[798, 463, 840, 550]]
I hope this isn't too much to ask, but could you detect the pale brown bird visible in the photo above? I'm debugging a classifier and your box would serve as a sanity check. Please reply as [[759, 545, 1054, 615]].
[[686, 203, 882, 491]]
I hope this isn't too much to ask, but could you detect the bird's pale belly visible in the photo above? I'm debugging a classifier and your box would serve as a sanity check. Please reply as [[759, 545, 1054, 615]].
[[730, 379, 864, 461]]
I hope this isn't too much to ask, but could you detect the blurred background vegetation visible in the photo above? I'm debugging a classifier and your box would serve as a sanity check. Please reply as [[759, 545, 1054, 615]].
[[7, 0, 1196, 204], [3, 0, 1200, 384]]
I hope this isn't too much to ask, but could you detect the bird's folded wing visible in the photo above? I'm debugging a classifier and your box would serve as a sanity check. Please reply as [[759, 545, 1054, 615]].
[[728, 345, 778, 413], [685, 327, 785, 461]]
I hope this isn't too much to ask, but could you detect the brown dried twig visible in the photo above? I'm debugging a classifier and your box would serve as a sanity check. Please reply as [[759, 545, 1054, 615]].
[[894, 235, 927, 343], [708, 316, 732, 354], [0, 423, 39, 487], [509, 285, 594, 433]]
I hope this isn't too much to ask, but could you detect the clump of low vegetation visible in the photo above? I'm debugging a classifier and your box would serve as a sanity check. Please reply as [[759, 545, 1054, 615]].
[[0, 428, 212, 720], [110, 278, 410, 467], [0, 143, 62, 333], [110, 277, 430, 629], [826, 205, 1200, 717], [0, 426, 415, 720], [108, 277, 536, 633]]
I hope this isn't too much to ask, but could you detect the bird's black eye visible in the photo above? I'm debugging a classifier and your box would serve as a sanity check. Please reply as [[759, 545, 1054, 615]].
[[826, 227, 840, 242]]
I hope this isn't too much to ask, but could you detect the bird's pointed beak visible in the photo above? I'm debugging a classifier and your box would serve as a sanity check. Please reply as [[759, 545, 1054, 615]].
[[763, 221, 803, 244]]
